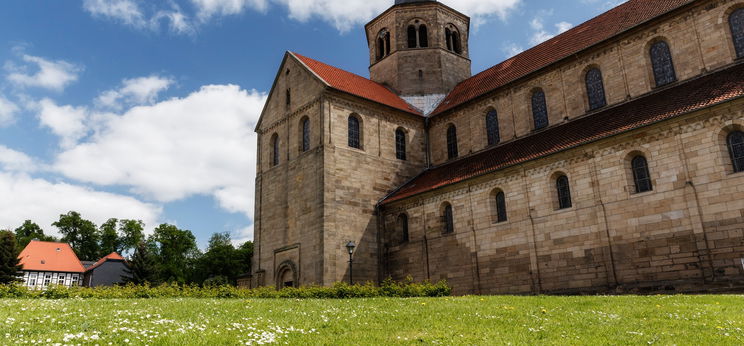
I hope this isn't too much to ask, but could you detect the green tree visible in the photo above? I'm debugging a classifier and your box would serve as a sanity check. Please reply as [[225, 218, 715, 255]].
[[53, 211, 101, 261], [0, 231, 22, 284], [14, 220, 56, 248], [151, 224, 198, 283], [99, 218, 121, 256], [236, 240, 254, 275], [123, 242, 158, 285], [192, 233, 244, 284], [118, 219, 144, 255]]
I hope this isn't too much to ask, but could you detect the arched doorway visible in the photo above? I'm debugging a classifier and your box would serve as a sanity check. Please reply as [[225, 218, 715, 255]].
[[275, 260, 298, 289]]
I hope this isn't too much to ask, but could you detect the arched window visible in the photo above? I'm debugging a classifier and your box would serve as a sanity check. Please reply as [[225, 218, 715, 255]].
[[486, 109, 500, 146], [556, 175, 572, 209], [385, 32, 391, 56], [395, 128, 407, 161], [398, 214, 409, 243], [445, 25, 462, 54], [407, 25, 417, 48], [442, 204, 454, 234], [731, 9, 744, 58], [447, 125, 458, 159], [631, 156, 653, 193], [377, 37, 384, 61], [377, 30, 391, 61], [419, 25, 429, 48], [531, 90, 549, 130], [301, 118, 310, 152], [728, 131, 744, 173], [271, 134, 280, 167], [585, 68, 607, 110], [495, 191, 507, 223], [348, 115, 361, 149], [650, 41, 677, 87]]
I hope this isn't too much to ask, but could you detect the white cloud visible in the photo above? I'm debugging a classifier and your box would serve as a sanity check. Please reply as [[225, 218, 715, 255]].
[[55, 85, 266, 219], [191, 0, 268, 20], [83, 0, 521, 33], [35, 99, 91, 148], [0, 96, 19, 126], [232, 224, 254, 246], [0, 172, 161, 237], [0, 146, 37, 173], [96, 75, 174, 110], [529, 16, 573, 45], [6, 54, 82, 92]]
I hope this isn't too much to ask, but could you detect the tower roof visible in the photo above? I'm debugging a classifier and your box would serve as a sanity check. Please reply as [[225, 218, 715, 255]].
[[395, 0, 436, 4]]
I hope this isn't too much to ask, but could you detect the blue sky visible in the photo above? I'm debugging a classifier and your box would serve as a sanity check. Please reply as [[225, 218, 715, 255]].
[[0, 0, 624, 249]]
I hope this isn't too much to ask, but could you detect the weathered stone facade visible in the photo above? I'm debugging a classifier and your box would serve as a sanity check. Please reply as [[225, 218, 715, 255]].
[[253, 0, 744, 294]]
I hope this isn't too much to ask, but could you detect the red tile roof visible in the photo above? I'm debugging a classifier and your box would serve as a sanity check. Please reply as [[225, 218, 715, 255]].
[[18, 241, 85, 273], [381, 63, 744, 205], [85, 252, 125, 272], [292, 52, 422, 115], [431, 0, 694, 116]]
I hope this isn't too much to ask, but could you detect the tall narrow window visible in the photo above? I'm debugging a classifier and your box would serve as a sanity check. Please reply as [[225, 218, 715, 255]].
[[395, 129, 407, 161], [495, 191, 507, 223], [452, 32, 462, 54], [301, 118, 310, 152], [731, 9, 744, 58], [445, 28, 452, 51], [385, 32, 391, 55], [285, 89, 291, 108], [585, 68, 607, 110], [631, 156, 653, 193], [377, 37, 384, 60], [447, 125, 458, 160], [419, 25, 429, 48], [556, 175, 572, 209], [531, 90, 549, 130], [650, 41, 677, 87], [486, 109, 500, 146], [348, 116, 361, 149], [728, 131, 744, 173], [407, 25, 418, 48], [445, 26, 462, 54], [398, 214, 409, 243], [271, 134, 279, 167], [443, 204, 454, 234]]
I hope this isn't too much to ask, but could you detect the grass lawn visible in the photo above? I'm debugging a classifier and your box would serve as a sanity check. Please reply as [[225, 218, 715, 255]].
[[1, 295, 743, 345]]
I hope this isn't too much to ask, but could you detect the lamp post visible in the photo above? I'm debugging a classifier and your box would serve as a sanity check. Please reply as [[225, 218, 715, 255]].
[[346, 241, 356, 285]]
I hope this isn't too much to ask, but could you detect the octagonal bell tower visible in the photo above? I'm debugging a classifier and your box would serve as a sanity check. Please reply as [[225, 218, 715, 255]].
[[366, 0, 471, 110]]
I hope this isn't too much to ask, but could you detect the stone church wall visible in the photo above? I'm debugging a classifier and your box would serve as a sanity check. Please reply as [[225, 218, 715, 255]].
[[428, 0, 744, 166], [382, 100, 744, 295]]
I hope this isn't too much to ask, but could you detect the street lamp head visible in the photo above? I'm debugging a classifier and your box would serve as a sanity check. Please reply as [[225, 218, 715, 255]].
[[346, 241, 356, 255]]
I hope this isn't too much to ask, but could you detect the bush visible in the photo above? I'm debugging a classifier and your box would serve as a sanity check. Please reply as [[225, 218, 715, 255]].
[[0, 278, 451, 299]]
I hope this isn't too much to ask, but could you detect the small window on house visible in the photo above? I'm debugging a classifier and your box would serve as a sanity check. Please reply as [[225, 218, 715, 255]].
[[446, 125, 458, 159], [631, 156, 653, 193], [419, 25, 429, 48], [271, 134, 280, 166], [731, 9, 744, 58], [486, 109, 500, 146], [495, 191, 507, 223], [301, 118, 310, 152], [531, 90, 549, 130], [728, 131, 744, 173], [348, 115, 361, 149], [395, 128, 407, 161], [585, 68, 607, 110], [398, 214, 409, 243], [556, 175, 573, 210], [650, 40, 677, 87], [407, 25, 418, 48], [442, 204, 454, 234]]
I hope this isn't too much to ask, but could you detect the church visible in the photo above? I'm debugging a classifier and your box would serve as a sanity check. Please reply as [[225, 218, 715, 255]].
[[252, 0, 744, 294]]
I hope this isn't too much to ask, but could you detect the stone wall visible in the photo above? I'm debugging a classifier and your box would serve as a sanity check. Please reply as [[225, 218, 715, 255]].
[[429, 0, 744, 166], [382, 100, 744, 295]]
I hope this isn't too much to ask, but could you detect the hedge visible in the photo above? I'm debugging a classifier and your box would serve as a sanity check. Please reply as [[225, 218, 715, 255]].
[[0, 278, 451, 299]]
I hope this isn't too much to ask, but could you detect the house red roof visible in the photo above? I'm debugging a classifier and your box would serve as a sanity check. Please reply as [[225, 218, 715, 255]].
[[292, 52, 422, 115], [18, 241, 85, 273], [85, 252, 125, 272], [431, 0, 694, 116], [381, 62, 744, 205]]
